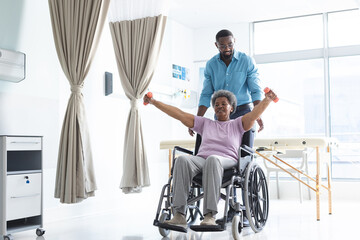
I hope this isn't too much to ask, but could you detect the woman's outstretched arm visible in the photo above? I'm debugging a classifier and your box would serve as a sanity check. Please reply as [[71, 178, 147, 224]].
[[242, 89, 278, 131], [144, 93, 195, 128]]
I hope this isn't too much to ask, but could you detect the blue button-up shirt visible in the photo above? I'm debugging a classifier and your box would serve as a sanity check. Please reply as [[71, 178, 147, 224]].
[[199, 50, 263, 108]]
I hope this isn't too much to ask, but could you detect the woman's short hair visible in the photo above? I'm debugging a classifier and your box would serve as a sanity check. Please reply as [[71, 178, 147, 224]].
[[211, 90, 237, 114]]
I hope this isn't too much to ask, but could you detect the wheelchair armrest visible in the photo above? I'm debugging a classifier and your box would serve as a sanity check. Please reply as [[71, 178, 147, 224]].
[[170, 146, 194, 176], [173, 146, 194, 156], [240, 144, 254, 155], [237, 145, 254, 174]]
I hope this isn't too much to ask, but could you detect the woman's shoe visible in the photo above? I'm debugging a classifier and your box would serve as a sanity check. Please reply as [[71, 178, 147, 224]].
[[164, 212, 187, 226], [200, 214, 216, 226]]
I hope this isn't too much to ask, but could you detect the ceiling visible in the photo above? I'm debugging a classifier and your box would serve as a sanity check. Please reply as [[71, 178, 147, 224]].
[[168, 0, 359, 29]]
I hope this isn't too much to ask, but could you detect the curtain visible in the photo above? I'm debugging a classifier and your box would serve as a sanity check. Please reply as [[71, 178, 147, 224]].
[[49, 0, 110, 203], [109, 0, 168, 193]]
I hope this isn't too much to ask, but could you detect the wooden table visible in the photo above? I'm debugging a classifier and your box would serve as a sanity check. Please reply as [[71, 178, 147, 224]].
[[254, 137, 338, 221]]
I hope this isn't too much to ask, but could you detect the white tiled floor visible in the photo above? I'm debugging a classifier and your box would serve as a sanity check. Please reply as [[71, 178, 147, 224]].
[[9, 198, 360, 240]]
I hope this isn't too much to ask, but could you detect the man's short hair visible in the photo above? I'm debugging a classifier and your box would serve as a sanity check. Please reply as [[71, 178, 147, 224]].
[[216, 29, 234, 42]]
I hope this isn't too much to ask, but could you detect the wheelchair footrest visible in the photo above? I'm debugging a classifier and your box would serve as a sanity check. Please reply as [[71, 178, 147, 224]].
[[157, 223, 188, 233], [190, 224, 225, 232]]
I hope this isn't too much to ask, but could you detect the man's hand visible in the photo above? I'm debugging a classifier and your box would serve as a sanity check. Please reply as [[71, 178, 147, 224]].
[[188, 128, 195, 137], [256, 117, 264, 132]]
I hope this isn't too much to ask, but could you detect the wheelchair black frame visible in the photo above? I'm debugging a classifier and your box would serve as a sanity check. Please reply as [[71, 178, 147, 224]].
[[153, 144, 269, 236]]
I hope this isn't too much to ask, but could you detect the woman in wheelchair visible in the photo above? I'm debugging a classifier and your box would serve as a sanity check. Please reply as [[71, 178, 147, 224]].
[[144, 89, 277, 227]]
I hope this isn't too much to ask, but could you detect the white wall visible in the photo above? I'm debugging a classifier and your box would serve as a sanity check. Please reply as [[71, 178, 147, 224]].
[[161, 20, 198, 140], [0, 0, 62, 211], [0, 0, 61, 153]]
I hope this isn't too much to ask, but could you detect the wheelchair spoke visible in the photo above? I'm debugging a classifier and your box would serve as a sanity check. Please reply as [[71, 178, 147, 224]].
[[258, 176, 266, 192], [256, 200, 264, 221], [253, 169, 259, 188], [258, 196, 266, 202]]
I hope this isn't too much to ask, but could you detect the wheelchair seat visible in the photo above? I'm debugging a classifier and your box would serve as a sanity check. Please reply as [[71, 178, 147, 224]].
[[192, 167, 239, 187]]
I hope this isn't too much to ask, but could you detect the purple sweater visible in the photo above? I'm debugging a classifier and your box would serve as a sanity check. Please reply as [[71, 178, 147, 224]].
[[192, 116, 245, 161]]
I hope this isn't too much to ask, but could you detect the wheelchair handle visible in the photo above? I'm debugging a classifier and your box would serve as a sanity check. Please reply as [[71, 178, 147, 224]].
[[143, 92, 153, 105], [264, 87, 279, 103]]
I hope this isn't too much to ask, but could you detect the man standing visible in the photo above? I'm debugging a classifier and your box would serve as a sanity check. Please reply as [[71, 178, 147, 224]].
[[190, 29, 263, 150], [189, 29, 264, 224]]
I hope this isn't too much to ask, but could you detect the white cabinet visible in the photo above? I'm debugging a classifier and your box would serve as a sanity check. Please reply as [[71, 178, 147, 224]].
[[0, 136, 45, 240]]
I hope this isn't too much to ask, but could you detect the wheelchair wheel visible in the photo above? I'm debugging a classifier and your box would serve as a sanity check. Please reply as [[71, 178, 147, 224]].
[[231, 215, 242, 240], [158, 212, 170, 237], [244, 161, 269, 233]]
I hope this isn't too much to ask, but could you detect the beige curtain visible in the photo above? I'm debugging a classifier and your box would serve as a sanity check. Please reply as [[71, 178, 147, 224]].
[[49, 0, 110, 203], [109, 15, 167, 193]]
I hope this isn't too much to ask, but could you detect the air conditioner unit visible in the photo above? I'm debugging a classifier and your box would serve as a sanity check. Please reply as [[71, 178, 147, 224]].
[[0, 48, 26, 83]]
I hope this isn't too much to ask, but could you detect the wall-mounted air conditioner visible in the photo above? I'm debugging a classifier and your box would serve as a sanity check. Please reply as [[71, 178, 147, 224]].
[[0, 48, 26, 83]]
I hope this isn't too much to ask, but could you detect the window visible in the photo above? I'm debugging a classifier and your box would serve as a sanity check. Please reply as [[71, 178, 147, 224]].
[[254, 15, 323, 54], [257, 59, 325, 138], [329, 55, 360, 179], [328, 10, 360, 47], [253, 9, 360, 180]]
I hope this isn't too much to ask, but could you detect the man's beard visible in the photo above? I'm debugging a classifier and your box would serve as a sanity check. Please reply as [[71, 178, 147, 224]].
[[220, 50, 233, 60]]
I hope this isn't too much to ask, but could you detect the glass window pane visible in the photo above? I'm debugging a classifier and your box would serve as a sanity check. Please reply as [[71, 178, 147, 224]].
[[254, 15, 323, 54], [257, 59, 325, 137], [328, 10, 360, 47], [329, 55, 360, 179]]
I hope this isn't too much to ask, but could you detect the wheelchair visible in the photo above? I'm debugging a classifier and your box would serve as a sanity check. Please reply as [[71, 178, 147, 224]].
[[153, 144, 269, 239]]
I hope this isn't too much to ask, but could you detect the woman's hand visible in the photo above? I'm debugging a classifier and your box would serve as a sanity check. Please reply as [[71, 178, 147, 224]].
[[264, 88, 278, 102], [143, 92, 153, 105], [241, 88, 278, 132], [142, 92, 195, 128]]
